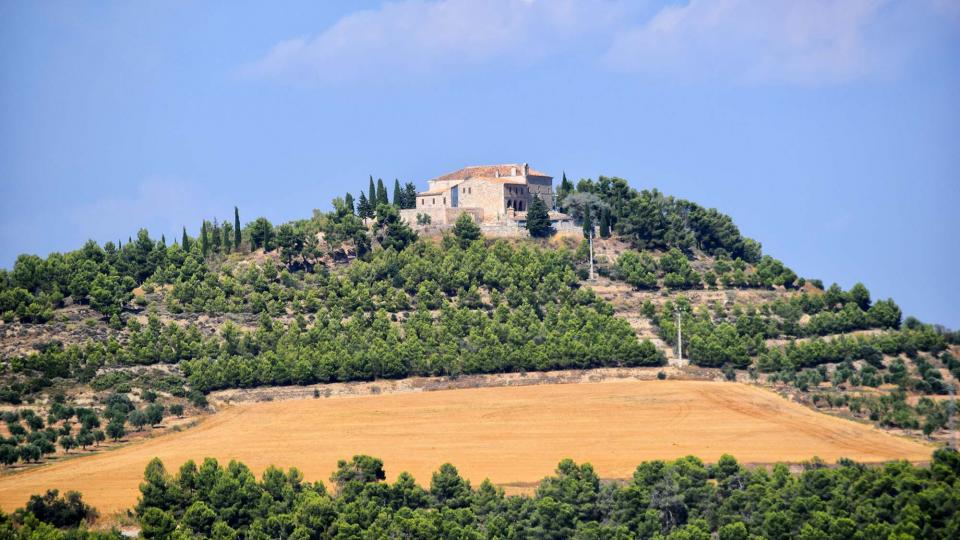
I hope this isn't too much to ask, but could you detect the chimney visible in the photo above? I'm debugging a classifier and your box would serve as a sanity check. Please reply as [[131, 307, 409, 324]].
[[495, 169, 500, 178], [523, 163, 529, 176]]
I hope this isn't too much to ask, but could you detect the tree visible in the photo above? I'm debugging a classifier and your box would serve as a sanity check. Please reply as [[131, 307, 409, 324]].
[[170, 404, 184, 418], [452, 213, 481, 248], [557, 172, 574, 211], [368, 176, 377, 209], [129, 410, 148, 431], [24, 490, 98, 527], [234, 206, 242, 250], [0, 444, 18, 467], [219, 223, 230, 253], [107, 419, 126, 441], [357, 191, 371, 219], [393, 179, 402, 207], [59, 434, 76, 453], [141, 508, 176, 539], [344, 193, 355, 215], [849, 283, 871, 311], [582, 205, 593, 236], [375, 205, 418, 252], [145, 403, 165, 427], [403, 182, 418, 209], [76, 430, 94, 449], [376, 178, 388, 206], [526, 196, 553, 238], [248, 217, 275, 251], [201, 221, 210, 257], [182, 227, 190, 251], [599, 208, 610, 238]]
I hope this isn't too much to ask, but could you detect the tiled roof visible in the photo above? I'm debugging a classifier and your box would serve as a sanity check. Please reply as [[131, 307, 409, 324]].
[[431, 164, 551, 182]]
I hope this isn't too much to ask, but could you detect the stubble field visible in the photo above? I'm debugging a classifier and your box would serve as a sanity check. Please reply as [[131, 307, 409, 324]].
[[0, 380, 932, 516]]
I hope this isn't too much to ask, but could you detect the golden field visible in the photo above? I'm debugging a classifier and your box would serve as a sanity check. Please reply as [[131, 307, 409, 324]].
[[0, 380, 931, 516]]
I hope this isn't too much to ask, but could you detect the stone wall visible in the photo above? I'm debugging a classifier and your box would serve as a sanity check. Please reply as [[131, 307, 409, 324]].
[[457, 177, 507, 223], [400, 207, 483, 226]]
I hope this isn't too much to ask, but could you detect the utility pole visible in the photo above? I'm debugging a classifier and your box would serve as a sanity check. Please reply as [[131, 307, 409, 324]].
[[588, 228, 595, 281], [949, 382, 957, 451]]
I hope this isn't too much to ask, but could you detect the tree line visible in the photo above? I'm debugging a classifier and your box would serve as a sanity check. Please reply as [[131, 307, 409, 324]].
[[3, 449, 958, 538]]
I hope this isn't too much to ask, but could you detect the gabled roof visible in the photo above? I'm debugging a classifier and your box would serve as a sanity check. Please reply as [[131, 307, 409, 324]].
[[430, 164, 551, 182]]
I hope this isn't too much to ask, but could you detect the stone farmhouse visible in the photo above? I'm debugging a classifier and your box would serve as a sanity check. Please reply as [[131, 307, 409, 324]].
[[399, 163, 574, 233]]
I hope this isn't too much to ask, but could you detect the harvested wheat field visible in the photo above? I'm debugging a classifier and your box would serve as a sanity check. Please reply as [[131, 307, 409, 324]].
[[0, 380, 932, 516]]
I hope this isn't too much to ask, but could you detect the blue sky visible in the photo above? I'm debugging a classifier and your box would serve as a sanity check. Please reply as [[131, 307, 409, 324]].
[[0, 0, 958, 326]]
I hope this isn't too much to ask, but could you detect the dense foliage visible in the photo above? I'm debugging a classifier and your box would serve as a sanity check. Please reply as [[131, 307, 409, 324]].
[[558, 177, 761, 261], [7, 449, 959, 539]]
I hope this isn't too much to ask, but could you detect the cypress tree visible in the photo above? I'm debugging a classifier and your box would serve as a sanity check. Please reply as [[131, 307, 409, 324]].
[[392, 179, 402, 207], [234, 207, 241, 250], [160, 234, 166, 246], [182, 227, 190, 251], [201, 221, 209, 257], [211, 219, 221, 253], [376, 178, 388, 207], [345, 193, 355, 215], [368, 176, 376, 209], [599, 208, 611, 238], [222, 224, 231, 253]]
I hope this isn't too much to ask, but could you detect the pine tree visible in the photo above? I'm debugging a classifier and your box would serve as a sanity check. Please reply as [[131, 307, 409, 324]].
[[182, 227, 190, 251], [452, 212, 481, 248], [345, 193, 355, 215], [201, 221, 209, 257], [358, 191, 370, 219], [376, 178, 388, 207], [599, 208, 611, 238], [234, 207, 241, 251], [392, 179, 402, 207], [404, 182, 418, 209], [525, 196, 553, 238]]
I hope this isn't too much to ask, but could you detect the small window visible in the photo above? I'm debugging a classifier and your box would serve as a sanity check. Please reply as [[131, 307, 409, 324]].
[[432, 198, 435, 205], [468, 187, 472, 194]]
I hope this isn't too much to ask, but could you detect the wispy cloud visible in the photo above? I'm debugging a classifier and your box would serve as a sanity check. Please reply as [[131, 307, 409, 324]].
[[604, 0, 885, 84], [243, 0, 941, 86], [242, 0, 627, 84]]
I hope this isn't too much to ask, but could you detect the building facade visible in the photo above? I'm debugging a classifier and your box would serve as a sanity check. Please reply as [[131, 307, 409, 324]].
[[404, 163, 554, 225]]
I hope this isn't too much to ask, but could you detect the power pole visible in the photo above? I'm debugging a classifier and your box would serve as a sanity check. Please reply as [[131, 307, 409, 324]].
[[949, 382, 957, 450], [588, 229, 595, 281]]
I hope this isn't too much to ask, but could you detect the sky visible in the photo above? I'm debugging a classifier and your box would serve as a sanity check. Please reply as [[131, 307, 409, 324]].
[[0, 0, 958, 327]]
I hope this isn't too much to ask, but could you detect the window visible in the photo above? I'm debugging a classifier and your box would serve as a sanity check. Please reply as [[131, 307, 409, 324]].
[[432, 198, 435, 205], [468, 187, 472, 194]]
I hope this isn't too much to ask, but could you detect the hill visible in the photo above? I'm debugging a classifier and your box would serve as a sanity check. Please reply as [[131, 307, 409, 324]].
[[0, 176, 957, 473]]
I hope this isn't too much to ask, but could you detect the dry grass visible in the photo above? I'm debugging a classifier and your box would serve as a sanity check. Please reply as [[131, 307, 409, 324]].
[[0, 380, 931, 516]]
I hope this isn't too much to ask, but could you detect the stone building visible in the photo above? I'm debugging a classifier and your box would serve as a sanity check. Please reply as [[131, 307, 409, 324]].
[[402, 163, 556, 225]]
